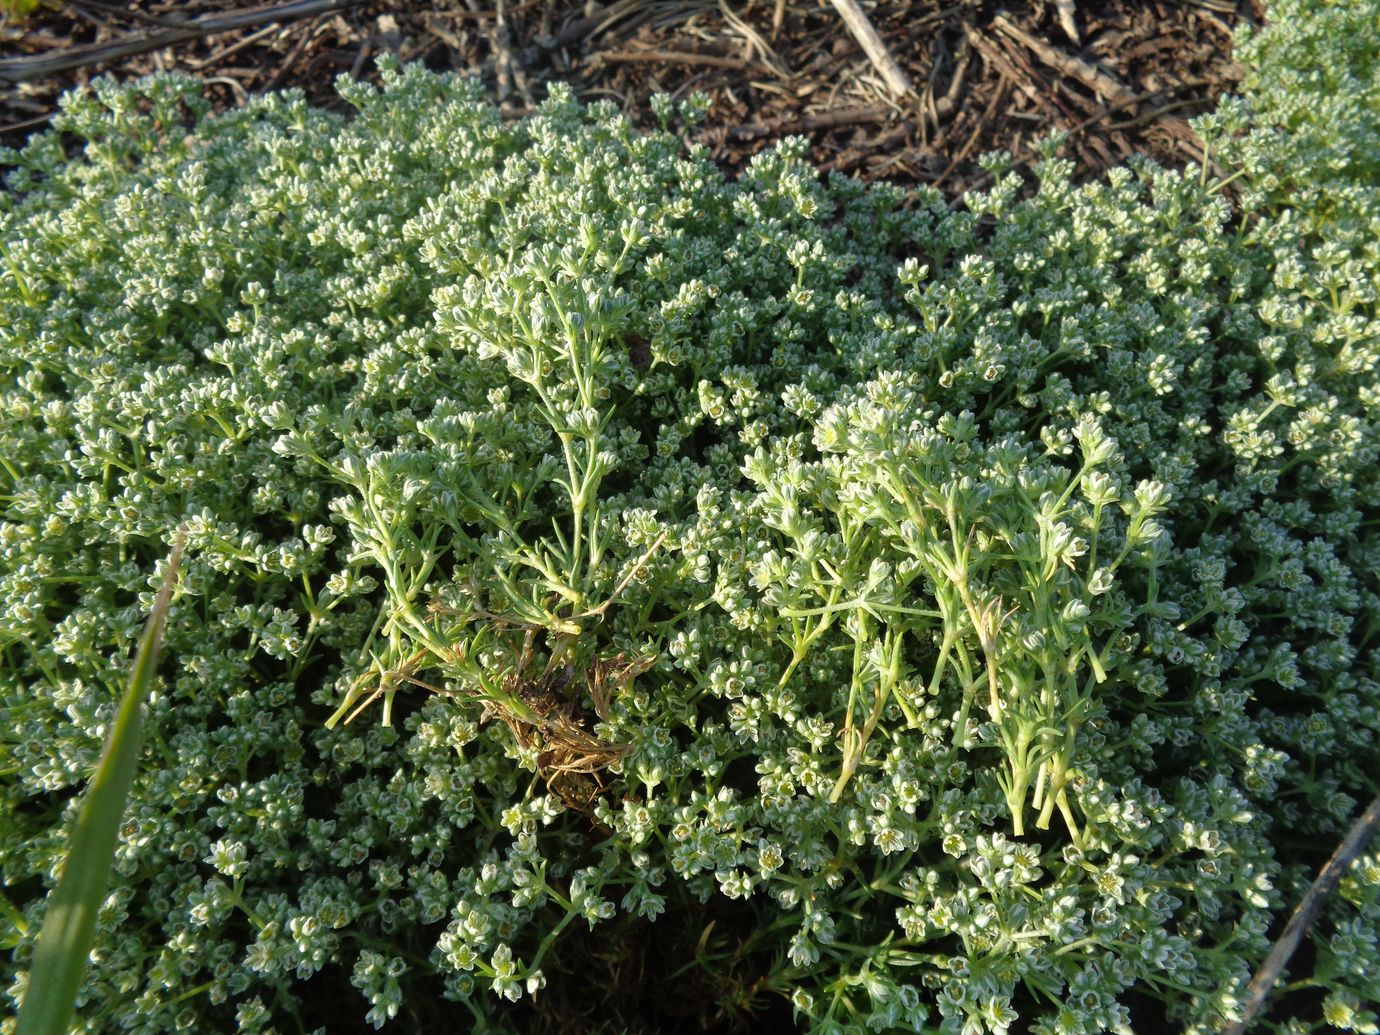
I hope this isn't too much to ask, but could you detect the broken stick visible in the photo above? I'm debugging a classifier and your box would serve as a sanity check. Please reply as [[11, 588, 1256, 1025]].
[[1053, 0, 1080, 44], [827, 0, 913, 99]]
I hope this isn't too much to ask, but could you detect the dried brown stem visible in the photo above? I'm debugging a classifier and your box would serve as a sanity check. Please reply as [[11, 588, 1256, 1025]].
[[962, 24, 1056, 121], [594, 48, 762, 71], [493, 0, 514, 108], [1061, 77, 1218, 136], [771, 0, 787, 40], [187, 22, 283, 71], [827, 0, 913, 98], [72, 0, 191, 31], [262, 16, 321, 92], [0, 113, 52, 136], [937, 36, 971, 118], [992, 12, 1136, 106], [1223, 794, 1380, 1035], [535, 0, 643, 52], [0, 0, 365, 83], [717, 102, 895, 142]]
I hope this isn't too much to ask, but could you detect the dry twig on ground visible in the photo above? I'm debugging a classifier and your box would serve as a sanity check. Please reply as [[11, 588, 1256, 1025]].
[[827, 0, 912, 98], [993, 12, 1135, 105], [0, 0, 365, 83]]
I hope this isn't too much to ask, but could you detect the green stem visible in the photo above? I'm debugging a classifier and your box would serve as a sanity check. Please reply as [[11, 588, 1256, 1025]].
[[828, 610, 869, 803]]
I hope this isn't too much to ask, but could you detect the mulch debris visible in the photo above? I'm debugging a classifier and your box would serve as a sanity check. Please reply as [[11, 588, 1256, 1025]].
[[2, 0, 1252, 192]]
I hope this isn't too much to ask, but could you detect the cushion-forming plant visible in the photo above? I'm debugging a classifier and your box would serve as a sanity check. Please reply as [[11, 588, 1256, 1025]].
[[1, 1, 1377, 1031]]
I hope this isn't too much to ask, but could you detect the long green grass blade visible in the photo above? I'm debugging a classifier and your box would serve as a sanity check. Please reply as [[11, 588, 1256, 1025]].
[[17, 541, 183, 1035]]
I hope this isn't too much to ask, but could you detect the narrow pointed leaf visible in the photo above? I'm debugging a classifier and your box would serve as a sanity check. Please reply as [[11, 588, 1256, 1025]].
[[17, 541, 182, 1035]]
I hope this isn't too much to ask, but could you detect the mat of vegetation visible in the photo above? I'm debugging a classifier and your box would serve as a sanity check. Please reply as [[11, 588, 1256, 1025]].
[[1, 0, 1377, 1032]]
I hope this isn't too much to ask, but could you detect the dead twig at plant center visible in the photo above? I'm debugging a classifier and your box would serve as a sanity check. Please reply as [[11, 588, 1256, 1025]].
[[482, 646, 654, 817]]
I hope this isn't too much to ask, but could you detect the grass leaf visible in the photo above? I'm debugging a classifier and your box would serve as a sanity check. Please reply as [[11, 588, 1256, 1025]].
[[16, 540, 183, 1035]]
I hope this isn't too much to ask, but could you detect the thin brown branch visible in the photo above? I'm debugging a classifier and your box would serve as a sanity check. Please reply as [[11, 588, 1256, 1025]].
[[493, 0, 515, 108], [0, 113, 53, 137], [1224, 794, 1380, 1035], [713, 102, 896, 142], [261, 15, 321, 92], [718, 0, 792, 81], [1061, 77, 1219, 136], [936, 35, 971, 120], [186, 22, 284, 71], [902, 3, 968, 36], [593, 47, 763, 71], [70, 0, 191, 30], [827, 0, 913, 98], [771, 0, 786, 40], [0, 0, 366, 83], [933, 74, 1007, 189], [992, 12, 1136, 106], [963, 24, 1061, 123], [993, 33, 1081, 122]]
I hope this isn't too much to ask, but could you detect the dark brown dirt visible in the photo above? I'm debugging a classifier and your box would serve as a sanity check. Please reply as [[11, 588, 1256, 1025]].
[[2, 0, 1251, 194]]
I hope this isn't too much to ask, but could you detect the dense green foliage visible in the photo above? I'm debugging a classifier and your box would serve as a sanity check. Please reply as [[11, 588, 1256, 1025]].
[[1, 1, 1377, 1031]]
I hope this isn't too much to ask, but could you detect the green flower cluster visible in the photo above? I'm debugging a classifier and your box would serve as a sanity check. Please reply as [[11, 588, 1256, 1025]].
[[1, 1, 1377, 1031]]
